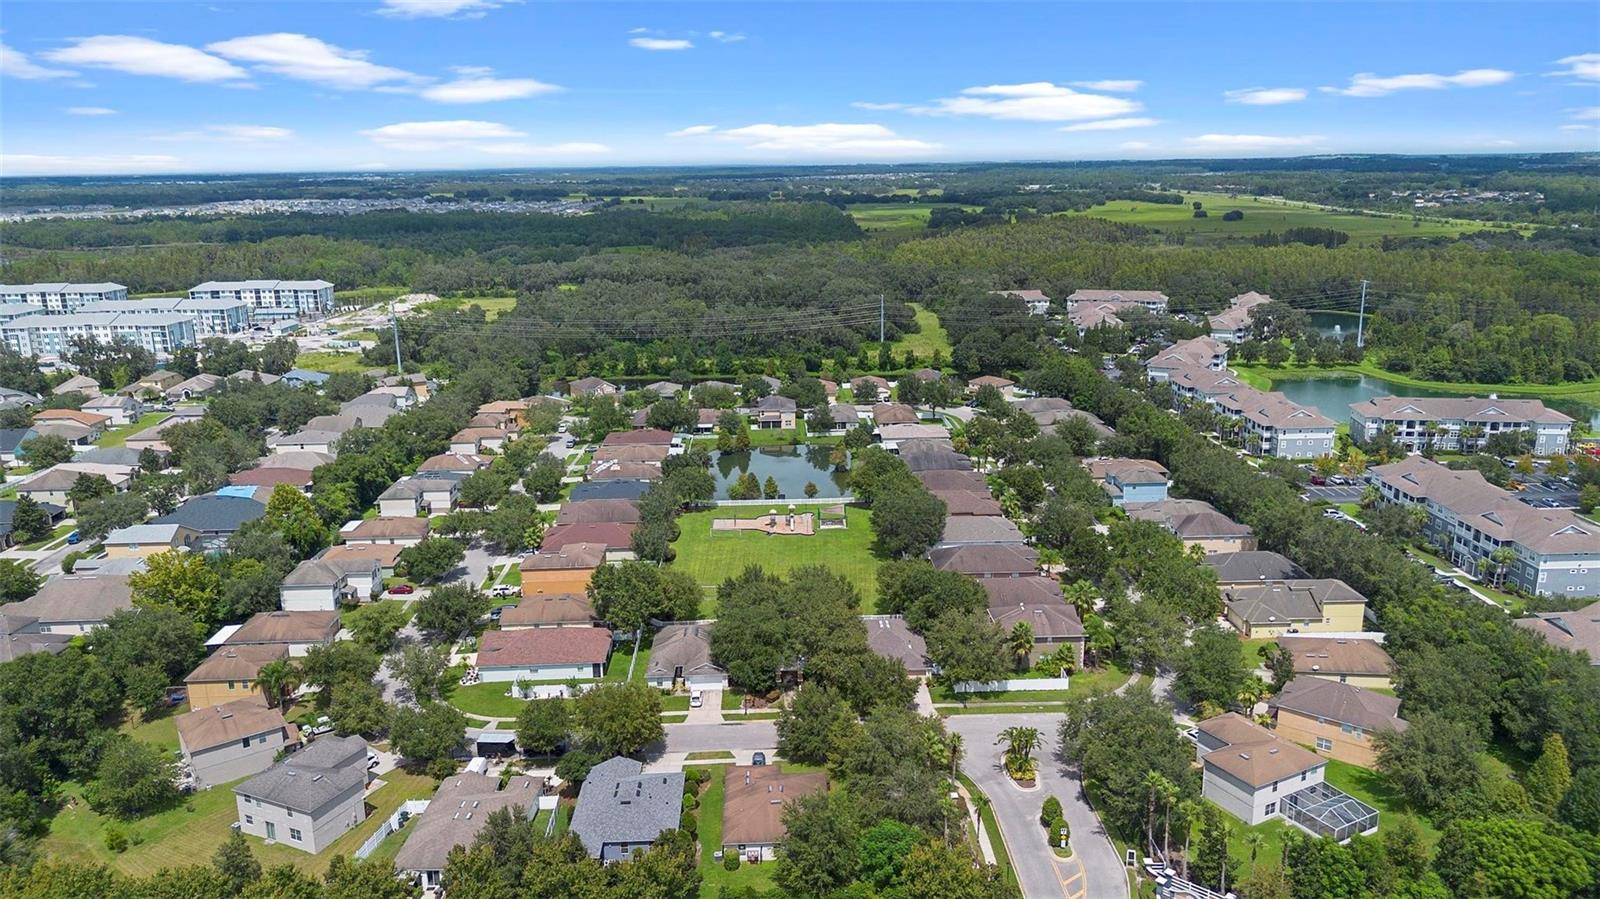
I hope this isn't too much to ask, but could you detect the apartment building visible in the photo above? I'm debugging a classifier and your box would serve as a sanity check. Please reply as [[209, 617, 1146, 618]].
[[1369, 456, 1600, 596], [1348, 396, 1573, 456], [1145, 336, 1230, 378], [0, 304, 45, 325], [0, 282, 128, 313], [77, 297, 250, 338], [1212, 387, 1338, 460], [189, 279, 334, 319], [1, 312, 196, 358], [1208, 291, 1274, 343], [1065, 288, 1170, 313]]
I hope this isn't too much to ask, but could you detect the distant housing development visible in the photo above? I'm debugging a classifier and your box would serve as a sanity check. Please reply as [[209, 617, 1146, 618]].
[[1348, 396, 1574, 456], [77, 296, 251, 338], [1, 312, 197, 358], [188, 279, 335, 319], [0, 282, 128, 313]]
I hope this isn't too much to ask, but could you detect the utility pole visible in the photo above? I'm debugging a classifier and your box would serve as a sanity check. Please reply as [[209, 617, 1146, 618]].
[[390, 302, 404, 377], [1355, 280, 1369, 349], [878, 294, 885, 346]]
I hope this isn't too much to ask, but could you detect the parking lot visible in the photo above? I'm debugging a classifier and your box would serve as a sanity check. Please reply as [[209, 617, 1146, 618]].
[[1302, 485, 1365, 504]]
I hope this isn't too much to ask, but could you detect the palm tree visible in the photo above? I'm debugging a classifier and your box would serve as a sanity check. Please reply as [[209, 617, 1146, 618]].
[[1244, 830, 1266, 867], [1236, 675, 1269, 712], [1008, 622, 1034, 671], [1178, 799, 1199, 878], [1063, 580, 1098, 622], [946, 732, 964, 779], [1216, 820, 1234, 893], [997, 727, 1041, 780], [1156, 776, 1180, 861], [255, 659, 300, 709], [1142, 771, 1165, 857]]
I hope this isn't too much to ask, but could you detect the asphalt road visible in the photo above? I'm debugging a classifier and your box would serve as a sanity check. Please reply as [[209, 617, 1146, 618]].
[[1301, 485, 1364, 503], [946, 714, 1125, 899], [657, 721, 777, 754]]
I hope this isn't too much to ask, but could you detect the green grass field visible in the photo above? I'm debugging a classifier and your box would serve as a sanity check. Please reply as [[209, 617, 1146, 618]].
[[1231, 360, 1600, 419], [1065, 191, 1524, 244], [845, 202, 980, 232], [892, 302, 952, 359], [929, 661, 1132, 704], [417, 296, 518, 319], [670, 504, 880, 612], [96, 412, 170, 449], [292, 350, 371, 375]]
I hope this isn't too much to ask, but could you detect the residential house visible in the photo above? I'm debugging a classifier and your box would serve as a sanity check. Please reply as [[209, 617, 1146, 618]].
[[1349, 396, 1573, 456], [1192, 713, 1377, 840], [177, 700, 296, 789], [340, 517, 431, 546], [123, 370, 184, 397], [897, 439, 973, 473], [417, 452, 490, 474], [520, 542, 607, 597], [52, 374, 101, 396], [234, 735, 370, 854], [570, 480, 653, 503], [750, 395, 797, 430], [984, 579, 1086, 665], [556, 500, 642, 526], [879, 422, 949, 451], [29, 420, 97, 446], [1370, 456, 1600, 596], [644, 381, 684, 399], [570, 757, 684, 861], [1208, 291, 1275, 343], [1269, 677, 1408, 769], [1085, 458, 1170, 507], [0, 428, 37, 466], [267, 428, 347, 455], [568, 377, 619, 398], [1, 575, 132, 636], [823, 404, 861, 435], [967, 375, 1017, 398], [281, 368, 331, 388], [0, 498, 65, 547], [1205, 551, 1310, 587], [1125, 499, 1256, 554], [228, 466, 316, 493], [185, 645, 289, 708], [317, 543, 401, 588], [395, 773, 543, 889], [1014, 397, 1113, 436], [852, 376, 891, 403], [499, 594, 595, 629], [593, 444, 669, 465], [721, 766, 829, 862], [34, 409, 110, 441], [916, 469, 989, 493], [938, 515, 1025, 547], [255, 450, 335, 471], [871, 403, 918, 426], [153, 494, 266, 548], [280, 560, 357, 612], [1221, 579, 1369, 638], [862, 615, 931, 676], [475, 626, 613, 682], [1066, 288, 1169, 313], [929, 543, 1039, 578], [122, 407, 206, 453], [1145, 336, 1229, 379], [644, 623, 729, 689], [1278, 635, 1396, 689], [81, 394, 142, 426], [0, 611, 71, 662], [932, 489, 1003, 517], [409, 470, 464, 513], [102, 523, 201, 558], [449, 427, 511, 455], [1514, 600, 1600, 664], [540, 522, 637, 560], [376, 480, 426, 518], [16, 466, 131, 507], [166, 373, 222, 401], [991, 288, 1053, 315], [602, 428, 673, 447], [223, 610, 341, 657]]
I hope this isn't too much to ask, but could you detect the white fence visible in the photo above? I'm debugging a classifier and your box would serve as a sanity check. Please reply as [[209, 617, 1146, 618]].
[[953, 676, 1071, 694], [712, 497, 852, 507], [353, 799, 430, 860]]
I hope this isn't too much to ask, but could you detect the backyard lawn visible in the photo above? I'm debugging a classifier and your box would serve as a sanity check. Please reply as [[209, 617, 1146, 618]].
[[693, 764, 779, 898], [292, 350, 372, 375], [96, 412, 170, 448], [450, 682, 532, 718], [892, 302, 952, 359], [670, 504, 880, 612]]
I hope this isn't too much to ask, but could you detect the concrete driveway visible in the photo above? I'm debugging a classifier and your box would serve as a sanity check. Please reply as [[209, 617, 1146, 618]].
[[946, 714, 1126, 899]]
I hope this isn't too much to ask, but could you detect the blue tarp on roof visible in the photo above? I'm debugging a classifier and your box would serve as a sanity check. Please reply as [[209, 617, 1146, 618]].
[[214, 485, 259, 499]]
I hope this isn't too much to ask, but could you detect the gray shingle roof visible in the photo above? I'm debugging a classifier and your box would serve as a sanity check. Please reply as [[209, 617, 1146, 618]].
[[570, 757, 684, 859], [153, 494, 266, 534], [234, 735, 368, 813]]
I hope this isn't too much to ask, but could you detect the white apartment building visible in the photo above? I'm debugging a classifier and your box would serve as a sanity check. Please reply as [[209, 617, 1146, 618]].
[[1065, 288, 1170, 313], [189, 280, 334, 319], [0, 304, 45, 325], [78, 297, 250, 338], [0, 283, 128, 313], [1349, 396, 1574, 456], [1, 312, 197, 358]]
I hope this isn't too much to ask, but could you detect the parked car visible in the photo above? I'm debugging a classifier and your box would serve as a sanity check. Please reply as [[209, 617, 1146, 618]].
[[488, 584, 519, 598], [1309, 475, 1326, 486], [565, 436, 576, 448], [489, 604, 516, 620], [388, 584, 415, 595], [690, 690, 703, 709], [751, 751, 766, 766], [309, 716, 334, 737], [66, 531, 81, 545]]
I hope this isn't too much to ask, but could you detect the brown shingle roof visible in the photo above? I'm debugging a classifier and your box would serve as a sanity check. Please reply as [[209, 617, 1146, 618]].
[[186, 644, 288, 684], [227, 610, 340, 646], [4, 575, 132, 623], [862, 616, 930, 674], [520, 543, 607, 571], [1278, 635, 1395, 678], [917, 470, 989, 493], [1197, 713, 1325, 788], [319, 542, 404, 568], [228, 467, 315, 489], [418, 453, 490, 472], [872, 403, 918, 425], [928, 543, 1038, 576], [601, 428, 673, 447], [556, 500, 643, 526], [721, 766, 828, 846], [1514, 600, 1600, 662], [499, 594, 595, 627], [344, 517, 432, 540], [476, 627, 612, 668], [176, 699, 290, 752], [931, 489, 1003, 517], [1269, 677, 1408, 735], [987, 599, 1084, 640], [1125, 499, 1253, 540], [586, 461, 663, 481], [541, 522, 635, 552]]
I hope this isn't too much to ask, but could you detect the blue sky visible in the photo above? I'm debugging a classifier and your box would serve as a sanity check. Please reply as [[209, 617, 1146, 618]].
[[1, 1, 1597, 176]]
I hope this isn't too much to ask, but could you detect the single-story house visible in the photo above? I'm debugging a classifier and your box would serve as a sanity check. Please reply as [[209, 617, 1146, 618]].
[[16, 466, 131, 508], [395, 773, 543, 889], [1125, 499, 1256, 554], [967, 375, 1017, 398], [234, 735, 370, 854], [152, 494, 266, 549], [644, 381, 684, 399], [556, 500, 642, 526], [852, 376, 891, 403], [280, 559, 358, 612], [916, 469, 989, 493], [601, 428, 674, 447], [568, 377, 619, 398], [34, 408, 110, 438], [1269, 677, 1408, 769], [227, 369, 281, 386], [822, 404, 861, 434], [586, 460, 663, 482], [0, 428, 37, 466], [267, 428, 347, 455], [0, 498, 66, 547], [1222, 579, 1369, 638], [122, 370, 183, 396], [931, 489, 1003, 517], [0, 611, 70, 662], [0, 574, 132, 636], [721, 766, 828, 862], [1278, 635, 1395, 690], [228, 466, 316, 492], [223, 610, 341, 657], [417, 452, 491, 473], [938, 514, 1025, 547], [475, 626, 613, 682], [376, 480, 427, 518], [256, 450, 336, 471], [185, 644, 289, 708], [570, 757, 683, 861], [592, 444, 670, 464], [520, 543, 607, 597], [340, 516, 431, 546], [644, 623, 728, 689], [929, 543, 1039, 578], [879, 422, 950, 450], [30, 420, 99, 446], [102, 523, 201, 557], [985, 589, 1086, 665], [862, 615, 931, 676], [52, 374, 101, 396], [540, 522, 637, 560], [499, 593, 595, 629], [1514, 600, 1600, 665], [81, 394, 142, 426], [177, 700, 297, 789], [449, 427, 511, 455], [281, 368, 331, 388], [1205, 551, 1310, 587], [872, 403, 919, 426], [897, 439, 973, 473], [166, 373, 223, 401], [570, 480, 653, 503]]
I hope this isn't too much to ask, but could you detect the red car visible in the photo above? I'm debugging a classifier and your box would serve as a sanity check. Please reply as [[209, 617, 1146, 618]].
[[388, 584, 415, 595], [1309, 475, 1326, 486]]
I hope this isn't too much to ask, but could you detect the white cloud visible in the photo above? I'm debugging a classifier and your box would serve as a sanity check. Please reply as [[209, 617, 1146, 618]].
[[695, 123, 937, 155], [1119, 141, 1153, 150], [1, 153, 182, 176], [1550, 53, 1600, 82], [477, 142, 611, 156], [1184, 133, 1323, 150], [46, 35, 247, 82], [156, 124, 293, 141], [911, 82, 1142, 122], [1060, 117, 1159, 132], [421, 74, 560, 103], [377, 0, 507, 18], [2, 42, 76, 80], [66, 106, 117, 116], [207, 33, 423, 89], [1482, 138, 1517, 147], [668, 124, 717, 137], [1224, 86, 1308, 105], [1321, 68, 1513, 97], [630, 37, 694, 51], [851, 101, 909, 111], [1570, 106, 1600, 120], [1560, 123, 1597, 131], [362, 119, 525, 149], [708, 31, 746, 43], [1070, 79, 1141, 92]]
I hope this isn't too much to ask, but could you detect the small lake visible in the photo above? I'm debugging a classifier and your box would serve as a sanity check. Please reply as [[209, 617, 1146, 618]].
[[1269, 374, 1600, 431], [712, 446, 850, 500]]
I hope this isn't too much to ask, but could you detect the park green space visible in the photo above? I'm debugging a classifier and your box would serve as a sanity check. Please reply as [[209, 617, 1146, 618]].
[[292, 350, 370, 374], [416, 295, 518, 319], [891, 302, 952, 359], [845, 202, 981, 232], [670, 504, 879, 614], [1065, 191, 1529, 244]]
